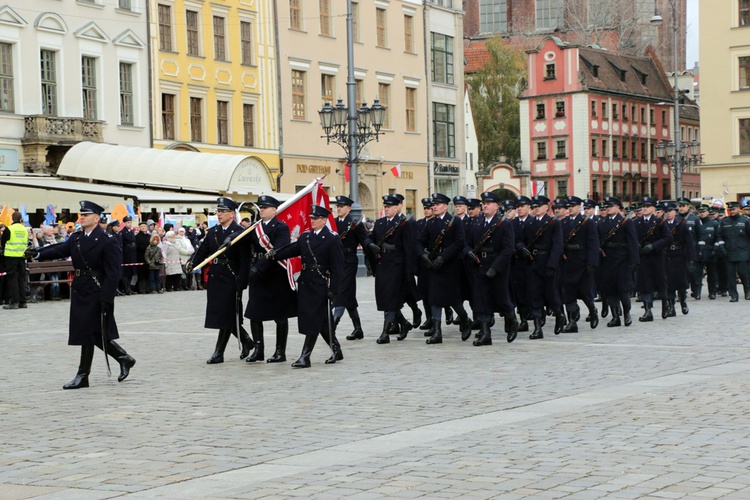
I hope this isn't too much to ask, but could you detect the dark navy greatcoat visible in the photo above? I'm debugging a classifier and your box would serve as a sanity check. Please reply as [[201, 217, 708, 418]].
[[597, 214, 639, 296], [523, 214, 564, 310], [510, 216, 531, 309], [333, 214, 368, 309], [417, 213, 465, 308], [38, 225, 121, 345], [416, 217, 431, 301], [458, 215, 473, 301], [366, 214, 418, 311], [121, 227, 137, 278], [274, 226, 344, 336], [238, 217, 297, 321], [192, 221, 244, 329], [634, 215, 672, 293], [561, 214, 600, 304], [665, 218, 697, 290], [466, 214, 515, 314]]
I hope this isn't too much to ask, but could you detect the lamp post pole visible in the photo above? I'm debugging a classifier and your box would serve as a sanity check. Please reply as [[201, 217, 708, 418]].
[[670, 1, 682, 198], [345, 0, 362, 220]]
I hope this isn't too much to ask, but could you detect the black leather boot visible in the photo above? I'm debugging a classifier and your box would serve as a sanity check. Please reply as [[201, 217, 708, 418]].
[[322, 329, 343, 364], [267, 320, 288, 363], [505, 313, 519, 343], [239, 326, 255, 360], [639, 302, 654, 322], [376, 322, 391, 344], [518, 314, 529, 333], [445, 307, 454, 325], [554, 310, 566, 335], [607, 304, 621, 327], [419, 303, 433, 330], [601, 298, 609, 318], [661, 299, 670, 319], [458, 313, 472, 341], [679, 291, 689, 314], [473, 321, 492, 346], [588, 307, 599, 329], [426, 322, 443, 344], [529, 317, 543, 339], [411, 307, 422, 329], [105, 341, 136, 382], [64, 345, 95, 389], [291, 335, 317, 368], [562, 309, 578, 333], [245, 321, 265, 362], [386, 322, 400, 336], [207, 329, 231, 364], [397, 315, 412, 341], [346, 315, 364, 340], [667, 299, 677, 317]]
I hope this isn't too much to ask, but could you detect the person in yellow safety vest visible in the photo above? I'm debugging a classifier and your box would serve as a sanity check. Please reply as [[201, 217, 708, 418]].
[[2, 212, 29, 309]]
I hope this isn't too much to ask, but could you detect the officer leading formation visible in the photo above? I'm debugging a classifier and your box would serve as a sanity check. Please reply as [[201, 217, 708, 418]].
[[18, 193, 750, 386]]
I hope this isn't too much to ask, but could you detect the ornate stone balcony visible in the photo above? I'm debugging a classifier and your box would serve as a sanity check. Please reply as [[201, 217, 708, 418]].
[[22, 115, 103, 174]]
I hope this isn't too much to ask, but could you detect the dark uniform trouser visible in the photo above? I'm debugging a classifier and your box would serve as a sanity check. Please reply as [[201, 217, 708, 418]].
[[726, 261, 750, 299], [5, 257, 27, 305], [699, 261, 718, 296]]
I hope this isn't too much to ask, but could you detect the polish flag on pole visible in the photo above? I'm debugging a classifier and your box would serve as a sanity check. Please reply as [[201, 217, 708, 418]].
[[345, 163, 350, 183], [390, 164, 402, 177], [158, 209, 164, 228]]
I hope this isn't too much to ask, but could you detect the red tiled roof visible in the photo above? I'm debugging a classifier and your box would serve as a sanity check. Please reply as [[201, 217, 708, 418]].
[[578, 46, 672, 101], [464, 39, 492, 74]]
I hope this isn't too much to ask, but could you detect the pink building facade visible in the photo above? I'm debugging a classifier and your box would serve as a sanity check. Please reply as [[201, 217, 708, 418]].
[[520, 37, 689, 203]]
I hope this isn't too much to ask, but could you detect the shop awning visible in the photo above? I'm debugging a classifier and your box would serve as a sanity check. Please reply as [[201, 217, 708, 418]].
[[57, 142, 274, 196], [0, 176, 220, 213]]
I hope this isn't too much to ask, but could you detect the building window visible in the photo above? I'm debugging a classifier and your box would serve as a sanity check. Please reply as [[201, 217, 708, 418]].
[[213, 16, 226, 61], [641, 141, 647, 160], [740, 0, 749, 27], [641, 106, 647, 124], [404, 15, 414, 53], [741, 118, 750, 154], [376, 8, 387, 47], [632, 105, 637, 121], [591, 137, 598, 157], [631, 141, 638, 160], [545, 63, 556, 80], [217, 100, 228, 144], [602, 138, 608, 157], [158, 4, 172, 51], [320, 0, 331, 36], [662, 109, 667, 123], [555, 100, 565, 117], [536, 141, 547, 160], [290, 0, 301, 30], [650, 140, 655, 160], [555, 139, 567, 158], [613, 139, 620, 158], [355, 79, 363, 109], [352, 2, 360, 42], [162, 93, 175, 140], [190, 97, 202, 142], [292, 69, 306, 120], [536, 0, 563, 29], [740, 56, 750, 90], [321, 74, 334, 107], [0, 42, 14, 112], [378, 83, 391, 129], [556, 179, 567, 197], [622, 139, 629, 159], [480, 0, 508, 33], [591, 100, 597, 118], [601, 102, 608, 119], [431, 33, 454, 85], [612, 103, 619, 120], [536, 102, 545, 120], [622, 103, 629, 121], [243, 103, 254, 147], [119, 63, 133, 126], [433, 102, 455, 158], [40, 50, 57, 116], [650, 108, 656, 125], [240, 21, 253, 65], [405, 87, 416, 132], [119, 0, 132, 9], [186, 10, 200, 56], [405, 189, 417, 217]]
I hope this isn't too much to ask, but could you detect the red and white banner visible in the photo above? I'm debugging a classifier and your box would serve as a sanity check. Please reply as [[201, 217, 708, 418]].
[[275, 178, 335, 290], [390, 164, 402, 177]]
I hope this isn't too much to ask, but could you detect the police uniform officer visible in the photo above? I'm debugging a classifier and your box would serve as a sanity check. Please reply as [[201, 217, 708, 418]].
[[716, 201, 750, 301], [597, 197, 639, 327], [31, 201, 136, 389], [189, 197, 254, 364], [1, 212, 28, 309], [453, 196, 473, 318], [634, 197, 672, 321], [560, 196, 600, 332], [511, 196, 533, 331], [238, 195, 297, 363], [697, 205, 719, 299], [664, 201, 697, 314], [465, 191, 518, 345], [676, 197, 704, 299], [120, 215, 137, 295], [419, 193, 472, 344], [269, 205, 345, 368], [332, 195, 369, 340], [366, 194, 419, 344], [417, 197, 436, 331]]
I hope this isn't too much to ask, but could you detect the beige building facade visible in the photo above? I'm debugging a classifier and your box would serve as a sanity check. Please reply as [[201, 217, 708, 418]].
[[276, 0, 430, 219], [699, 0, 750, 203]]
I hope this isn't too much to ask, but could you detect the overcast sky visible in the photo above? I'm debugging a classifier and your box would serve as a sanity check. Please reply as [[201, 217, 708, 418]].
[[686, 0, 699, 67]]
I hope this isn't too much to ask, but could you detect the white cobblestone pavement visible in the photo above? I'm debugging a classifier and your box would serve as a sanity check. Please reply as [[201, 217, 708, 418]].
[[2, 277, 750, 499]]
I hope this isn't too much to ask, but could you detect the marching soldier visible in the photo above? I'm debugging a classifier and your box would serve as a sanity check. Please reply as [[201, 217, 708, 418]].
[[188, 197, 254, 364], [465, 191, 518, 345], [29, 201, 136, 389], [711, 206, 730, 296], [560, 196, 600, 332], [597, 197, 639, 327], [467, 198, 482, 220], [366, 194, 419, 343], [697, 205, 719, 299], [331, 195, 369, 341], [268, 205, 345, 367], [454, 196, 473, 325], [520, 195, 566, 339], [419, 193, 472, 344], [676, 198, 704, 299], [417, 197, 436, 331], [634, 197, 672, 321], [120, 215, 136, 295], [664, 201, 697, 314], [511, 196, 533, 332], [716, 201, 750, 302], [238, 195, 297, 364]]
